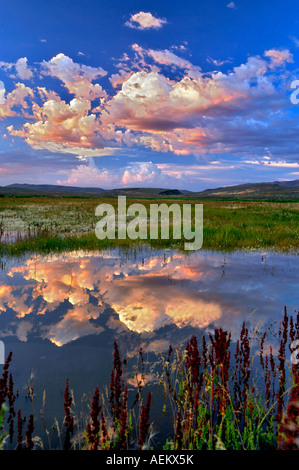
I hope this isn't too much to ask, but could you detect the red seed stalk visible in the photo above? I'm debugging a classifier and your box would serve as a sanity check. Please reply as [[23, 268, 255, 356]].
[[63, 378, 74, 450], [86, 386, 101, 450], [138, 391, 151, 450], [25, 414, 34, 450]]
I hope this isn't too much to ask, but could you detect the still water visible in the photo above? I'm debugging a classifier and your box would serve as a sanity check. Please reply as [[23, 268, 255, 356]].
[[0, 247, 298, 446]]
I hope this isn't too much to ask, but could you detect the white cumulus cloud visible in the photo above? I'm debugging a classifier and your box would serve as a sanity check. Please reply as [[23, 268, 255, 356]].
[[125, 11, 167, 30]]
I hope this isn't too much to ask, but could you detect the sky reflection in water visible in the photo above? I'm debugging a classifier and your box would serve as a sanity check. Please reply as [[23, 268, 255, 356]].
[[0, 247, 298, 441], [0, 248, 298, 353]]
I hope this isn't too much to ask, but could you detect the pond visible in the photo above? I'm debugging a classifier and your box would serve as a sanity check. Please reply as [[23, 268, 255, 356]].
[[0, 247, 298, 448]]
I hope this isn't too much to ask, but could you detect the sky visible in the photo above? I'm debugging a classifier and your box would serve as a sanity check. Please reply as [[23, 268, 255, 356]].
[[1, 0, 299, 190]]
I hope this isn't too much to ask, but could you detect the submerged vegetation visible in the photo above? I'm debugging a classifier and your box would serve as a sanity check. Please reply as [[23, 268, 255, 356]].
[[0, 197, 298, 254], [0, 308, 299, 450]]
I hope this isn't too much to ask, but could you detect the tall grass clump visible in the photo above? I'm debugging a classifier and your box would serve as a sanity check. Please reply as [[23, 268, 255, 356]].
[[158, 308, 299, 450]]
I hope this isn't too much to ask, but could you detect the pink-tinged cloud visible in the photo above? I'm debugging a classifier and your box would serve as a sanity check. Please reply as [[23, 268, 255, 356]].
[[41, 53, 107, 100], [147, 48, 198, 71], [125, 11, 167, 30], [0, 82, 34, 118], [130, 43, 201, 77], [57, 161, 173, 187], [7, 96, 104, 151], [2, 48, 297, 163], [0, 57, 33, 80], [109, 69, 134, 88], [264, 49, 294, 68]]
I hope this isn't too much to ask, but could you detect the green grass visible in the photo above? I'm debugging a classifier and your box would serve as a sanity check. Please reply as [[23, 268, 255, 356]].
[[0, 197, 298, 255]]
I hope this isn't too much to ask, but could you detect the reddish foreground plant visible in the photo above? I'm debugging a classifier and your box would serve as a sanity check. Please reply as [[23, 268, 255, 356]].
[[138, 391, 152, 450], [63, 378, 74, 450], [86, 386, 101, 450]]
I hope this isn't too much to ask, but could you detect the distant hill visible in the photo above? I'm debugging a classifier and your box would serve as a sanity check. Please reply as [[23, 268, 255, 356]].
[[0, 180, 299, 200], [0, 184, 186, 198], [159, 189, 184, 196], [4, 183, 106, 195], [192, 180, 299, 200], [100, 187, 187, 197]]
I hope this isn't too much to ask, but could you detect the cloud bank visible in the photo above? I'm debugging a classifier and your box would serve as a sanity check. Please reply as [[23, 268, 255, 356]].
[[0, 44, 298, 187]]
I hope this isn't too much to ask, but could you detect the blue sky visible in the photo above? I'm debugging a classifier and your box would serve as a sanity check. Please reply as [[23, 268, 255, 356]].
[[1, 0, 299, 190]]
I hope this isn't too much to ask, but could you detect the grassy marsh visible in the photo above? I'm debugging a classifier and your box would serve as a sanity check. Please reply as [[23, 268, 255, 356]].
[[0, 197, 298, 255]]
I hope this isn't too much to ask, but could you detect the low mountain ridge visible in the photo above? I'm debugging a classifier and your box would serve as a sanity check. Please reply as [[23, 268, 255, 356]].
[[1, 180, 299, 200]]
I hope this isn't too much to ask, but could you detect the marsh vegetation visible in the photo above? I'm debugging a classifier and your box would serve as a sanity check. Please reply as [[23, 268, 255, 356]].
[[0, 197, 298, 254], [1, 308, 299, 450]]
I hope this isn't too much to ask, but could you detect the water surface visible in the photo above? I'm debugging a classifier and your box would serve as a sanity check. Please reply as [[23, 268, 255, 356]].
[[0, 247, 298, 446]]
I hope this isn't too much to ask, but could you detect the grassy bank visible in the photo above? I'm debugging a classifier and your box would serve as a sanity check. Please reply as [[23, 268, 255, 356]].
[[0, 197, 298, 255], [0, 307, 299, 450]]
